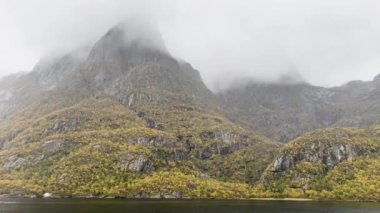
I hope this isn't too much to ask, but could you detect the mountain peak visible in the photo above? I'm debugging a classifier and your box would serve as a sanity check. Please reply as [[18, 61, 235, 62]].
[[62, 21, 218, 108], [275, 69, 306, 85], [84, 20, 170, 72], [100, 20, 168, 54]]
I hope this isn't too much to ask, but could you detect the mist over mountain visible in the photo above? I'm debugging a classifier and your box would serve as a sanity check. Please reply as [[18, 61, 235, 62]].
[[0, 22, 218, 120], [2, 1, 380, 91], [218, 73, 380, 142], [0, 19, 379, 201], [1, 21, 380, 140]]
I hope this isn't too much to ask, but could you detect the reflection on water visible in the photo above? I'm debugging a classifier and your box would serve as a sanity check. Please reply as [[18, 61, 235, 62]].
[[0, 199, 379, 213]]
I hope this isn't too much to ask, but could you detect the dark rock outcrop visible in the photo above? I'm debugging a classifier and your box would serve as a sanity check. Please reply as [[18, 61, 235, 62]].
[[117, 153, 154, 172], [270, 129, 379, 173], [3, 155, 26, 171]]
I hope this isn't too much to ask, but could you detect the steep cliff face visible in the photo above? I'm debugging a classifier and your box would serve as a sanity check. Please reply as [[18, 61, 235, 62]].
[[261, 127, 380, 199], [270, 128, 378, 173], [272, 143, 360, 172], [70, 24, 218, 109]]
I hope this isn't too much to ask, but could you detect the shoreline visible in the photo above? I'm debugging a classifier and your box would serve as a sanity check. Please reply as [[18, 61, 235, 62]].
[[249, 198, 313, 201], [0, 195, 378, 202]]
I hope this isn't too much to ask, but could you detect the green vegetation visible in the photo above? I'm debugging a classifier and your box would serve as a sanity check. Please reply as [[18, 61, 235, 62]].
[[260, 127, 380, 201], [1, 100, 380, 200], [128, 170, 250, 198], [0, 96, 379, 200], [2, 23, 379, 201], [0, 97, 278, 198]]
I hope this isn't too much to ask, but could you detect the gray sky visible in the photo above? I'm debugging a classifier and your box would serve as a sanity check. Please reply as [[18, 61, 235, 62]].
[[1, 0, 380, 91]]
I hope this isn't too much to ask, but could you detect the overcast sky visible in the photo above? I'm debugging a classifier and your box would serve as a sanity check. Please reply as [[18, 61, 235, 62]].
[[1, 0, 380, 90]]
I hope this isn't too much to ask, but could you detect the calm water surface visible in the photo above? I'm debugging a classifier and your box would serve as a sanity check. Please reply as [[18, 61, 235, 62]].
[[0, 199, 379, 213]]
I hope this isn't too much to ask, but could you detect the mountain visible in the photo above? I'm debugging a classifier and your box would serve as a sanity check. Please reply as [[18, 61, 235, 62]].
[[0, 23, 218, 122], [218, 74, 380, 142], [0, 22, 379, 200], [69, 24, 218, 108], [0, 23, 278, 198]]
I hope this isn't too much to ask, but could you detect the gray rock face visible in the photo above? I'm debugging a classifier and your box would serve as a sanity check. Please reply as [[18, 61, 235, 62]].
[[271, 142, 363, 173], [3, 155, 26, 171], [117, 153, 153, 172], [174, 149, 188, 161], [198, 130, 251, 159], [272, 154, 295, 172], [128, 156, 152, 172], [42, 140, 63, 151], [200, 131, 249, 144], [52, 119, 80, 132], [122, 93, 166, 107], [130, 136, 177, 148], [200, 148, 213, 159], [1, 140, 66, 171], [70, 24, 218, 109]]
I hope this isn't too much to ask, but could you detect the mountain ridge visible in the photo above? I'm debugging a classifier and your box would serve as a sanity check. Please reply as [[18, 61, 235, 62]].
[[0, 23, 379, 200], [219, 73, 380, 142]]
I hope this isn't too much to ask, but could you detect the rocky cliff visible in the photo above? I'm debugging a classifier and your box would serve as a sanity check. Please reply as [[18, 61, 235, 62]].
[[260, 127, 380, 200]]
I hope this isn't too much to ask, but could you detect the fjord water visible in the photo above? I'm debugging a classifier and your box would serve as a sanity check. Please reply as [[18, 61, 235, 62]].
[[0, 199, 379, 213]]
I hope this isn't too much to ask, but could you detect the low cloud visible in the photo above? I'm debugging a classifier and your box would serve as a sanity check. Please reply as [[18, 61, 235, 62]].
[[1, 0, 380, 91]]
